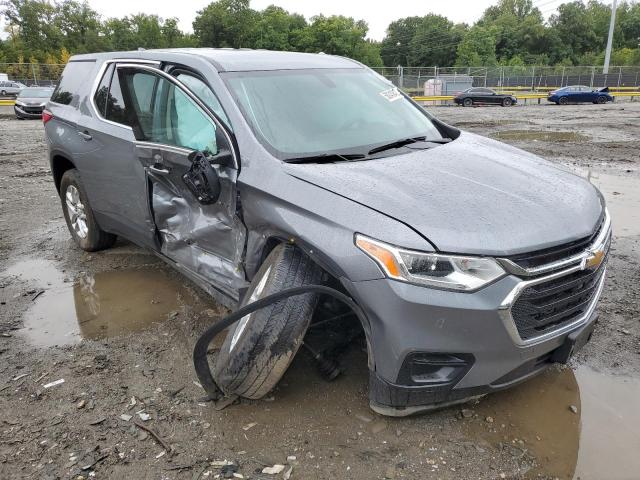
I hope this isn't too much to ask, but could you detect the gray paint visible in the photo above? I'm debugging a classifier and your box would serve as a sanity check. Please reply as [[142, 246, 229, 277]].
[[286, 132, 603, 256], [46, 49, 607, 404]]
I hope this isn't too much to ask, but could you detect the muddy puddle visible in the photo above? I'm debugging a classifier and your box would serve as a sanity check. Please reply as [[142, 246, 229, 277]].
[[491, 130, 590, 142], [2, 258, 199, 346], [464, 365, 640, 479]]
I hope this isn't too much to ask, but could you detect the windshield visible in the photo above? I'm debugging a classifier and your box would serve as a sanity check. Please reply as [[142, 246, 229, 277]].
[[223, 68, 445, 160], [18, 88, 52, 98]]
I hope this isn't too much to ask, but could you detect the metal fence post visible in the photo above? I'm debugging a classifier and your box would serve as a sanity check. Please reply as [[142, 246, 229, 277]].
[[618, 66, 622, 87], [590, 66, 595, 88], [531, 66, 535, 91]]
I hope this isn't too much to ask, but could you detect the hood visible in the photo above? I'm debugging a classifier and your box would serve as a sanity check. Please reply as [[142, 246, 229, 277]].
[[16, 96, 49, 104], [285, 132, 603, 256]]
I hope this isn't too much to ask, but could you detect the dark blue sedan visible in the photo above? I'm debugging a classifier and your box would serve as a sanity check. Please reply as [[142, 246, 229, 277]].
[[547, 86, 613, 105]]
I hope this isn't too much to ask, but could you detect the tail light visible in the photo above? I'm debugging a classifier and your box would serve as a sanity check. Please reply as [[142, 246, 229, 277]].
[[42, 110, 53, 124]]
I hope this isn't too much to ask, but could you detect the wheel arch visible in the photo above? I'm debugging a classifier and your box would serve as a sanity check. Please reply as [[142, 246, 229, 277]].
[[50, 152, 76, 193], [248, 233, 377, 371]]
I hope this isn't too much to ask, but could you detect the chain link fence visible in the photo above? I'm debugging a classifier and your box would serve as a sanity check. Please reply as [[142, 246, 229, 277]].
[[371, 65, 640, 92], [2, 62, 639, 92], [1, 63, 65, 87]]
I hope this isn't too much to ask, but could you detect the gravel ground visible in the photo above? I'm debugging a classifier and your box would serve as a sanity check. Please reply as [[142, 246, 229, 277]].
[[0, 102, 639, 480]]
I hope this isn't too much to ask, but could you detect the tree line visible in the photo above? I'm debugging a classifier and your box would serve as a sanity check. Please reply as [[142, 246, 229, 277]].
[[1, 0, 639, 70]]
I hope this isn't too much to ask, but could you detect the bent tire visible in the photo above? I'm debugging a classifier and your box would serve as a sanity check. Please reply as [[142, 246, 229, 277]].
[[214, 243, 325, 399], [60, 169, 117, 251], [462, 98, 473, 107]]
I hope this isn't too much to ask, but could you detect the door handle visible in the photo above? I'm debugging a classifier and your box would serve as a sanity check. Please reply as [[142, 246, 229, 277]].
[[77, 130, 92, 141], [149, 165, 170, 175]]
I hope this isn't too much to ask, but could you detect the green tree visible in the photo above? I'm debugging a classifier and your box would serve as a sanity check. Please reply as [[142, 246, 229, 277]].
[[55, 0, 107, 53], [1, 0, 61, 60], [549, 1, 600, 64], [456, 25, 498, 66], [296, 15, 383, 66], [253, 5, 307, 51], [193, 0, 258, 48]]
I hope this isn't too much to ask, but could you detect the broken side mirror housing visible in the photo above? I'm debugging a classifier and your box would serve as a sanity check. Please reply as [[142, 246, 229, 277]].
[[182, 151, 221, 204]]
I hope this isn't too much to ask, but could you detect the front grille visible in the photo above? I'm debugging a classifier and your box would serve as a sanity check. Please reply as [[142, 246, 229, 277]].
[[507, 214, 605, 270], [21, 106, 44, 114], [511, 262, 605, 340]]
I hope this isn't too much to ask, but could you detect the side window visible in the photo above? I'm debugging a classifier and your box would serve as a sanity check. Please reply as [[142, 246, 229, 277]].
[[93, 63, 114, 117], [175, 72, 231, 129], [122, 69, 220, 155], [51, 60, 95, 106], [105, 69, 130, 126]]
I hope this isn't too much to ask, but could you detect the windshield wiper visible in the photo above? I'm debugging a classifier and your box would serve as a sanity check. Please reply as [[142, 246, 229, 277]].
[[285, 153, 366, 164], [368, 137, 451, 155]]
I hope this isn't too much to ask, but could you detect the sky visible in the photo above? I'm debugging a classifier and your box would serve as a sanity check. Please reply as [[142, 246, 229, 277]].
[[66, 0, 502, 41]]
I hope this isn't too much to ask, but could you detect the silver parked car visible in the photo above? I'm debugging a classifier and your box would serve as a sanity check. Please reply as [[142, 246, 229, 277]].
[[44, 50, 610, 416], [14, 87, 54, 119], [0, 80, 27, 97]]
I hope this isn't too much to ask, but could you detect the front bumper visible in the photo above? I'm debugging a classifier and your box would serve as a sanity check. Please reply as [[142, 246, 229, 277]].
[[343, 261, 606, 416], [14, 105, 44, 118]]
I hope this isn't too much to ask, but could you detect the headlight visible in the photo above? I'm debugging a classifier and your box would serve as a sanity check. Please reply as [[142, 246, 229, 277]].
[[355, 234, 506, 291]]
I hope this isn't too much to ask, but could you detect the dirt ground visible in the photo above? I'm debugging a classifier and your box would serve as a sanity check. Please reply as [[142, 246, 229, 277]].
[[1, 101, 639, 480]]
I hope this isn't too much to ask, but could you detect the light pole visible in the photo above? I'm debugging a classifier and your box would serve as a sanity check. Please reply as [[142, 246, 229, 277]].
[[603, 0, 618, 74]]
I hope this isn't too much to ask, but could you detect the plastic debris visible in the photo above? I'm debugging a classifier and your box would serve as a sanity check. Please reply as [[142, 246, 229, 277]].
[[43, 378, 65, 389], [262, 464, 285, 475]]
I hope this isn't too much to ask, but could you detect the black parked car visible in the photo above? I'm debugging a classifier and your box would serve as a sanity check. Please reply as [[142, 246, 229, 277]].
[[454, 88, 517, 107]]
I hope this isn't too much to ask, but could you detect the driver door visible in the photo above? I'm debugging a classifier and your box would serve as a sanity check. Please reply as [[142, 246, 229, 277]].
[[116, 64, 247, 301]]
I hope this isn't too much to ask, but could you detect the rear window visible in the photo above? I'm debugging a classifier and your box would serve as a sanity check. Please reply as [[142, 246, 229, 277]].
[[51, 60, 95, 107]]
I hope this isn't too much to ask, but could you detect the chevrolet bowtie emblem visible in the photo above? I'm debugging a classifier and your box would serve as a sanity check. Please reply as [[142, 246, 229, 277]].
[[581, 247, 605, 270]]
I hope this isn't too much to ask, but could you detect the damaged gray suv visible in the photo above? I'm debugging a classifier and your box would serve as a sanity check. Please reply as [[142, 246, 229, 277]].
[[45, 49, 610, 416]]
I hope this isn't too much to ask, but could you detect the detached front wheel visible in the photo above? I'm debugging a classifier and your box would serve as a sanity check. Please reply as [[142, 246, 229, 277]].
[[214, 243, 325, 399]]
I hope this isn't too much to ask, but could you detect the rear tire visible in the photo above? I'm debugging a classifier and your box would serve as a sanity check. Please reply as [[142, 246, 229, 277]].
[[214, 243, 325, 399], [463, 98, 473, 107], [60, 169, 117, 252], [559, 96, 569, 105]]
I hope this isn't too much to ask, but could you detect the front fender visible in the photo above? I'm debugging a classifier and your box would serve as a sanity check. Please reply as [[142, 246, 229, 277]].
[[238, 166, 434, 283]]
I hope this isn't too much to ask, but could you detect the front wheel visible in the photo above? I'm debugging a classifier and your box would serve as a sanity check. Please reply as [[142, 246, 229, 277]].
[[214, 243, 325, 399], [60, 169, 117, 251], [0, 90, 6, 96], [596, 96, 607, 104], [462, 98, 473, 107], [502, 97, 513, 107]]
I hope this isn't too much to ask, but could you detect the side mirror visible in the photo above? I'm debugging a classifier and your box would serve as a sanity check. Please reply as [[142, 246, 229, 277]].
[[183, 151, 221, 204]]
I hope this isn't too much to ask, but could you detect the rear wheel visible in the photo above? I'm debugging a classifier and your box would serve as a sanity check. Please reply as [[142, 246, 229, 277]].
[[462, 98, 473, 107], [559, 96, 569, 105], [502, 97, 513, 107], [60, 169, 117, 251], [596, 95, 607, 104], [214, 243, 325, 399]]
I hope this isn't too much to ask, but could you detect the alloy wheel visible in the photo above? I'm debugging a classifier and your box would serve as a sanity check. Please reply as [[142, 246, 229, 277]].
[[65, 185, 89, 239]]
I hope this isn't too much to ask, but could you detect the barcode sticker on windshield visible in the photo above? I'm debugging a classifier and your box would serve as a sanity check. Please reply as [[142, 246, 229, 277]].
[[379, 87, 402, 102]]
